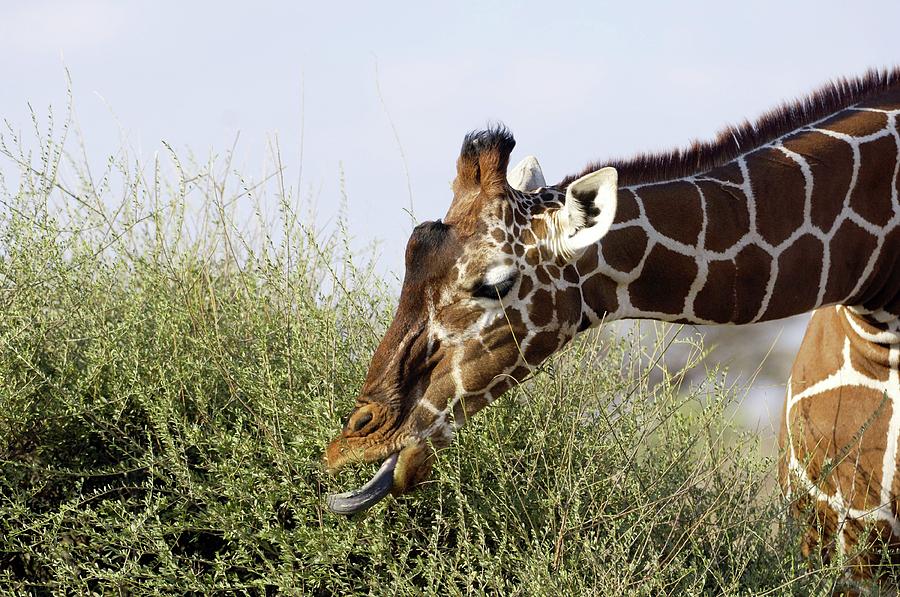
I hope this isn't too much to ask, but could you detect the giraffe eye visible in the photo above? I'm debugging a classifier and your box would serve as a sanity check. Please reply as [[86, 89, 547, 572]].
[[472, 273, 518, 300]]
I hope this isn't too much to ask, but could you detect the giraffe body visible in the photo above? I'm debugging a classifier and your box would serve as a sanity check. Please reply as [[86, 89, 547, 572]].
[[324, 69, 900, 578], [783, 306, 900, 573]]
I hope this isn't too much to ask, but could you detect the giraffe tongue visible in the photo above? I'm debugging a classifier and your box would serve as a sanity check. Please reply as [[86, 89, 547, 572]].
[[326, 453, 398, 515]]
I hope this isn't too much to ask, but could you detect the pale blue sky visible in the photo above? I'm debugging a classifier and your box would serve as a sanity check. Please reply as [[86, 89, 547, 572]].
[[2, 0, 899, 427], [3, 0, 899, 274]]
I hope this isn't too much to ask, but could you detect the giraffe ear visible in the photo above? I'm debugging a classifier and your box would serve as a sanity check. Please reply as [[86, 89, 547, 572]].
[[508, 156, 546, 192], [554, 167, 618, 259]]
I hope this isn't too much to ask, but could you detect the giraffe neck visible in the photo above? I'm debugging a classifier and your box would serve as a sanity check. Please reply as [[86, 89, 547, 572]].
[[578, 96, 900, 326]]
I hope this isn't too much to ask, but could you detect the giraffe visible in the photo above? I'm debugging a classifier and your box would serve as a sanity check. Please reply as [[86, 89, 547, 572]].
[[324, 68, 900, 575]]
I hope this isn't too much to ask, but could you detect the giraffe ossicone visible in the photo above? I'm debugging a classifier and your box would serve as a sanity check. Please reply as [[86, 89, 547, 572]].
[[508, 155, 546, 192], [324, 68, 900, 580]]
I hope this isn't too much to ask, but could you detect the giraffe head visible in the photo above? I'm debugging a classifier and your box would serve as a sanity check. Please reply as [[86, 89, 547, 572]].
[[325, 126, 619, 514]]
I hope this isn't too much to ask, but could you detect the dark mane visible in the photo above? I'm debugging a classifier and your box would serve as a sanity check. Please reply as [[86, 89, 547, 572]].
[[558, 67, 900, 187]]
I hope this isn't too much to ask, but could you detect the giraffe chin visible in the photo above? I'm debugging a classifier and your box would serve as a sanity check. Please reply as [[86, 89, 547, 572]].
[[326, 444, 434, 515]]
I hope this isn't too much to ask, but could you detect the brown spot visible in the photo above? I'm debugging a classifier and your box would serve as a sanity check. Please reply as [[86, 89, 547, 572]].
[[850, 135, 898, 227], [863, 229, 900, 313], [517, 274, 534, 300], [629, 244, 697, 315], [454, 394, 489, 422], [822, 219, 879, 304], [582, 272, 618, 315], [693, 259, 736, 323], [530, 216, 549, 239], [706, 161, 744, 184], [763, 234, 823, 320], [481, 321, 524, 357], [790, 308, 845, 390], [576, 245, 599, 274], [497, 304, 526, 332], [503, 207, 517, 227], [536, 266, 552, 285], [782, 130, 853, 230], [511, 360, 536, 378], [790, 384, 890, 511], [746, 147, 806, 246], [848, 336, 891, 383], [491, 228, 506, 243], [639, 181, 703, 245], [524, 331, 562, 366], [557, 286, 583, 327], [530, 289, 555, 327], [461, 331, 521, 395], [520, 228, 537, 245], [732, 244, 772, 323], [896, 132, 900, 201], [697, 180, 750, 252], [819, 110, 888, 137], [563, 265, 580, 284], [601, 226, 649, 273], [514, 243, 525, 258], [615, 189, 641, 221]]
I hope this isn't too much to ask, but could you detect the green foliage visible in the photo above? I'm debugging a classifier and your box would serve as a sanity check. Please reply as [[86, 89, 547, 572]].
[[0, 107, 851, 594]]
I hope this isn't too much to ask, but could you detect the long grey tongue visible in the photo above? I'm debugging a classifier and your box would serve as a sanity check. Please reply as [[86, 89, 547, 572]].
[[326, 453, 398, 515]]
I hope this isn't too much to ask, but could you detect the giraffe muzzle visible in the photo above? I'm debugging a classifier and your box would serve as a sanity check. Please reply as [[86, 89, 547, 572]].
[[325, 441, 436, 515]]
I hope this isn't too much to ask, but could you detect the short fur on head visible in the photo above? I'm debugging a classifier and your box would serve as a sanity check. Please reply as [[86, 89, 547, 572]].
[[453, 124, 516, 196]]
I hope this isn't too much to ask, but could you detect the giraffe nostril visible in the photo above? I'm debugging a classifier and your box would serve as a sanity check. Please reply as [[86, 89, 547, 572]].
[[351, 411, 373, 432]]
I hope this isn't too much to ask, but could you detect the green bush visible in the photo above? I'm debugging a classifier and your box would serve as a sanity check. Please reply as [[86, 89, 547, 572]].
[[0, 106, 850, 594]]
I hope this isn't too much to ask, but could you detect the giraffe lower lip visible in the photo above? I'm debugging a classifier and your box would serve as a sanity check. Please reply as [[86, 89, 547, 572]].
[[326, 452, 398, 515]]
